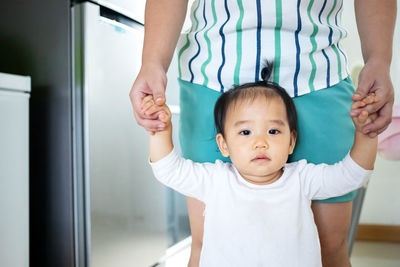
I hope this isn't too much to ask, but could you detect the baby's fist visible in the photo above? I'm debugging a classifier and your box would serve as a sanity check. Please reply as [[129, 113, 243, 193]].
[[351, 93, 377, 132], [141, 95, 171, 128]]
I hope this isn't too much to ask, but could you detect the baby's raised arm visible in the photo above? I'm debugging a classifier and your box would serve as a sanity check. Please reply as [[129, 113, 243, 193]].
[[142, 95, 174, 162], [350, 93, 378, 170], [144, 95, 216, 202]]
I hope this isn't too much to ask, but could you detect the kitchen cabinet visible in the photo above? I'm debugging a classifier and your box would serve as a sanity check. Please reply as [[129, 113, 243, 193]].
[[0, 72, 30, 267]]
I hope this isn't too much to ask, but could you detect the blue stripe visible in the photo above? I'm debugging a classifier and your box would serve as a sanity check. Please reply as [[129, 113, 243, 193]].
[[217, 0, 230, 92], [293, 0, 302, 96], [328, 22, 333, 45], [318, 0, 327, 23], [334, 0, 342, 32], [255, 0, 262, 82], [188, 0, 208, 83], [322, 49, 331, 87], [335, 0, 348, 70], [319, 0, 330, 88], [337, 43, 347, 69]]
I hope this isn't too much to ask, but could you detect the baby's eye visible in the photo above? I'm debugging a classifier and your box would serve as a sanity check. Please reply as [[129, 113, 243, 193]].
[[239, 130, 251, 135], [268, 129, 280, 135]]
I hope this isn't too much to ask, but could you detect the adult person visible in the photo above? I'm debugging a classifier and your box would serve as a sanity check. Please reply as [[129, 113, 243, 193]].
[[130, 0, 396, 266]]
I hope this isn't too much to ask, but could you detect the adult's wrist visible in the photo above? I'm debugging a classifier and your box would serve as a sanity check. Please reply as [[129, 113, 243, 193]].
[[141, 59, 168, 72], [363, 54, 392, 70]]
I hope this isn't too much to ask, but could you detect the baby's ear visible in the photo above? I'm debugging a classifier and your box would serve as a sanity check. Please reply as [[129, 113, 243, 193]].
[[216, 133, 230, 157], [288, 132, 297, 155]]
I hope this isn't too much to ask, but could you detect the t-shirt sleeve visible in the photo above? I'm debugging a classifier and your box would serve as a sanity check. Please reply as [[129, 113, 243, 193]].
[[299, 153, 373, 200], [149, 148, 216, 202]]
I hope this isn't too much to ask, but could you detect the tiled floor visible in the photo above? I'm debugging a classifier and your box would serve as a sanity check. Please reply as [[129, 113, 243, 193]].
[[351, 241, 400, 267], [88, 219, 400, 267], [90, 216, 167, 267], [161, 240, 400, 267]]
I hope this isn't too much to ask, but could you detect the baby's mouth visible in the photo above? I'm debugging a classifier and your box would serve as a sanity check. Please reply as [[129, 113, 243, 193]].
[[252, 155, 270, 162]]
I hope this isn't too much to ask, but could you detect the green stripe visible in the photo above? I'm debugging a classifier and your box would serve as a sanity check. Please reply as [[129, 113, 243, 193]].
[[337, 16, 343, 41], [340, 9, 347, 38], [336, 10, 347, 72], [336, 3, 346, 78], [201, 0, 217, 87], [233, 0, 244, 86], [307, 0, 318, 91], [178, 0, 201, 78], [327, 0, 337, 24], [326, 0, 342, 80], [273, 0, 282, 84]]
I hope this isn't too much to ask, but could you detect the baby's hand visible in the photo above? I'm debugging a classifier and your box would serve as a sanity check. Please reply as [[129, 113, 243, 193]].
[[141, 95, 171, 129], [351, 93, 378, 133]]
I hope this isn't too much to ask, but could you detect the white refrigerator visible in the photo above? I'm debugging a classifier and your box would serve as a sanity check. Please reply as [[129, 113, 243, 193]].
[[72, 2, 189, 266]]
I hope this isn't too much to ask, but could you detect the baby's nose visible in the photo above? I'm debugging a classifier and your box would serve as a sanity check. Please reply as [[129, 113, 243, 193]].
[[254, 136, 268, 149]]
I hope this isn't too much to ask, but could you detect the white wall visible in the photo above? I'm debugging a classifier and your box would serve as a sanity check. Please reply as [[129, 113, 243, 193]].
[[341, 1, 400, 225]]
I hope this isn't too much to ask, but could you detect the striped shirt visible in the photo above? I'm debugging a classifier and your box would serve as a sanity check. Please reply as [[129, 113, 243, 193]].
[[177, 0, 350, 97]]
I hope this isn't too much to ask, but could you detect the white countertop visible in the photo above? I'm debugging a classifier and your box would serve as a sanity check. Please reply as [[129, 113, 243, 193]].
[[0, 72, 31, 93]]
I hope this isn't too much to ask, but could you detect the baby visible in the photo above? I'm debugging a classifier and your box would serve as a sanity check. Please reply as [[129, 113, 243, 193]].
[[143, 65, 377, 267]]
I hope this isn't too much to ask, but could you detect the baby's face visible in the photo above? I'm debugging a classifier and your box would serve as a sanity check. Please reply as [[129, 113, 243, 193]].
[[216, 96, 296, 185]]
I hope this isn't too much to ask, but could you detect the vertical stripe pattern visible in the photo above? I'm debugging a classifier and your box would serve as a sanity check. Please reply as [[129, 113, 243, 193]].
[[177, 0, 350, 97], [217, 0, 230, 92], [188, 0, 208, 83], [201, 0, 217, 87], [307, 0, 318, 91], [327, 0, 343, 81], [178, 0, 201, 78], [335, 0, 349, 71], [255, 0, 262, 82], [319, 0, 330, 87], [273, 0, 283, 84], [234, 0, 244, 86], [293, 0, 302, 96]]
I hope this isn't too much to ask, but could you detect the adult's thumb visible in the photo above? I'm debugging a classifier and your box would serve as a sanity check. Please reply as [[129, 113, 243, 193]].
[[151, 81, 166, 105], [354, 69, 373, 100]]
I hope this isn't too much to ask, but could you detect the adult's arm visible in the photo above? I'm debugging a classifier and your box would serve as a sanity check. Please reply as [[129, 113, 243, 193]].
[[130, 0, 188, 133], [351, 0, 397, 137]]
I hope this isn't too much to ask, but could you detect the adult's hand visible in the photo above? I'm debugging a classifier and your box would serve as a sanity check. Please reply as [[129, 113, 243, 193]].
[[350, 59, 394, 137], [129, 63, 168, 134]]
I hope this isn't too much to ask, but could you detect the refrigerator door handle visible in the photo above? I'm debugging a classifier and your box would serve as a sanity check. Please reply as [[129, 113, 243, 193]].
[[99, 5, 143, 28]]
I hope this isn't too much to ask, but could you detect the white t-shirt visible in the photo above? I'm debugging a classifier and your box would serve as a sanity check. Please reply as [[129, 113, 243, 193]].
[[150, 149, 371, 267], [177, 0, 349, 96]]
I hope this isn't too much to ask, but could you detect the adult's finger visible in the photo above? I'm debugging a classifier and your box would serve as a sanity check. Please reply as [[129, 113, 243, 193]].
[[362, 102, 393, 134], [133, 109, 166, 132], [353, 68, 374, 101], [129, 80, 149, 117], [148, 77, 167, 106], [368, 124, 389, 138]]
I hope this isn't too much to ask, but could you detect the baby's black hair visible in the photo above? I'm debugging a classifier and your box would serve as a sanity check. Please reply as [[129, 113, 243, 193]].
[[214, 61, 298, 137]]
